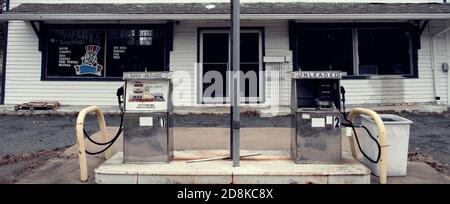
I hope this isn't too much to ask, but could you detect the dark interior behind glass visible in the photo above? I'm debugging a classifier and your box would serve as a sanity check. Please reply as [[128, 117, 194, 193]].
[[358, 29, 412, 75], [297, 29, 354, 75]]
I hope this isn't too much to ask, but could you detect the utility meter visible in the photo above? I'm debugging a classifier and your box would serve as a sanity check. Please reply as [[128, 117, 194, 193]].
[[290, 71, 342, 164], [123, 72, 173, 163]]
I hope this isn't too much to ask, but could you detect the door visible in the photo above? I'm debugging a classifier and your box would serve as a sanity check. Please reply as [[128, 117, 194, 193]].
[[199, 29, 263, 104], [200, 31, 230, 103]]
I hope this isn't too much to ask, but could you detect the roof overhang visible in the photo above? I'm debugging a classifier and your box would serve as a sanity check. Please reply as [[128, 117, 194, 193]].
[[2, 13, 450, 21], [1, 3, 450, 21]]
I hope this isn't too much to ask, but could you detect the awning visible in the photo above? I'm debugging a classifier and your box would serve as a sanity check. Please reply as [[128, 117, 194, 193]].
[[1, 3, 450, 21]]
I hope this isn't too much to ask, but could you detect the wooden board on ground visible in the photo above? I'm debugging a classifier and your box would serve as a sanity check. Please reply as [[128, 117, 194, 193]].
[[14, 101, 60, 111]]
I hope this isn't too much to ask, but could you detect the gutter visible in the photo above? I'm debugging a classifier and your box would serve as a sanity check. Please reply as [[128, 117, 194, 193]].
[[2, 13, 450, 21]]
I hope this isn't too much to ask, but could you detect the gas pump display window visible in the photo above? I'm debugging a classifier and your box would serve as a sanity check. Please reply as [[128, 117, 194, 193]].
[[125, 79, 169, 112], [122, 72, 174, 163]]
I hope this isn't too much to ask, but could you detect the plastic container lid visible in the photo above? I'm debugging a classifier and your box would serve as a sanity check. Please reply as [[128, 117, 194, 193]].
[[360, 114, 413, 125]]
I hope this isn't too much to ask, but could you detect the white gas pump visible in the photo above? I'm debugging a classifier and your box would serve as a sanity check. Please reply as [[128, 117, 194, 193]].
[[122, 72, 174, 163], [290, 71, 343, 164], [290, 71, 382, 166]]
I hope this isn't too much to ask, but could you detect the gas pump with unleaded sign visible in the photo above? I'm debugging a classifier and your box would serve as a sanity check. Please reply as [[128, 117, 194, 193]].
[[290, 71, 343, 164], [123, 72, 174, 163]]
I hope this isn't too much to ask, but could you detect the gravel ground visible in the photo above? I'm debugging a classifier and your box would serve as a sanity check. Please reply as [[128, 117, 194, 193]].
[[399, 113, 450, 166], [0, 114, 121, 156], [0, 112, 448, 166]]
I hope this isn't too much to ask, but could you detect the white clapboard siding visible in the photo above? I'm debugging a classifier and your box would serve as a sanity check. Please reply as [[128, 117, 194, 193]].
[[170, 20, 290, 107], [5, 21, 123, 106], [342, 20, 448, 105], [430, 20, 448, 104], [4, 1, 450, 107], [264, 49, 292, 107]]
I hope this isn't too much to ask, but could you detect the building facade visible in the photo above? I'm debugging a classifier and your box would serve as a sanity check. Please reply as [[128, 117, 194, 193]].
[[1, 0, 450, 110]]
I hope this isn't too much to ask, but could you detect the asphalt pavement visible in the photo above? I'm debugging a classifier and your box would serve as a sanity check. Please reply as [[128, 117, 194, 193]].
[[0, 113, 448, 166]]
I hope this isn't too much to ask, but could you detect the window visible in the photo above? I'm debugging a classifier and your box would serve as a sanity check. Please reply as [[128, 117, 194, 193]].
[[201, 32, 229, 100], [358, 29, 413, 75], [46, 29, 106, 78], [106, 29, 166, 78], [297, 29, 354, 75], [199, 29, 264, 104], [43, 24, 170, 80], [240, 32, 262, 102], [293, 23, 420, 78]]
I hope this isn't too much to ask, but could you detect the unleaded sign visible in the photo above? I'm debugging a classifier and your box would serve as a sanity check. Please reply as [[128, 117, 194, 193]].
[[291, 71, 342, 79]]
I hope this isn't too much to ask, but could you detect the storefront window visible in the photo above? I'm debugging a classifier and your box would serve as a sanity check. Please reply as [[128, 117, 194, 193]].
[[43, 25, 169, 80], [297, 29, 354, 75], [293, 23, 419, 78], [46, 29, 105, 78], [358, 29, 413, 75], [106, 29, 166, 77]]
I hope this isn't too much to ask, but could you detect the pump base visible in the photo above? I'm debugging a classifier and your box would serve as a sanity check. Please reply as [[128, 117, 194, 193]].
[[95, 150, 370, 184]]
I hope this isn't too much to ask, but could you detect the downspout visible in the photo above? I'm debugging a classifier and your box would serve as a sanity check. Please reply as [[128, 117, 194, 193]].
[[447, 22, 450, 105], [430, 23, 450, 104]]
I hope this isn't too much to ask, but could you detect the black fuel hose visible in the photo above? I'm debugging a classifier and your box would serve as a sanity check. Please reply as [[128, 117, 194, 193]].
[[341, 86, 381, 163], [84, 127, 122, 155], [83, 87, 124, 155], [83, 110, 123, 146]]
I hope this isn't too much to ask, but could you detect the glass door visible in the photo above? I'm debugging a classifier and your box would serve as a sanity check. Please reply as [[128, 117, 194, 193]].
[[199, 29, 263, 104]]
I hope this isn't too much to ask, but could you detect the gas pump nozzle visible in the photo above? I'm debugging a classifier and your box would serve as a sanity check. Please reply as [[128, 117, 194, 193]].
[[116, 86, 124, 112], [340, 86, 346, 105]]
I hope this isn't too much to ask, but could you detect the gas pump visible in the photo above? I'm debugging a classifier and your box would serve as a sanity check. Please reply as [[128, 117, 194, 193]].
[[290, 71, 343, 164], [122, 72, 174, 163]]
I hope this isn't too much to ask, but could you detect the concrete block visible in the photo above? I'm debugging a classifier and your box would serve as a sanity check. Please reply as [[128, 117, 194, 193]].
[[233, 175, 327, 184], [95, 150, 371, 184], [138, 175, 231, 184], [328, 175, 370, 184], [96, 173, 138, 184]]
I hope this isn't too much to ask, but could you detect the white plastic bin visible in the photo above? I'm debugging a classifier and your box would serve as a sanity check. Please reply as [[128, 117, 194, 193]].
[[358, 114, 413, 176]]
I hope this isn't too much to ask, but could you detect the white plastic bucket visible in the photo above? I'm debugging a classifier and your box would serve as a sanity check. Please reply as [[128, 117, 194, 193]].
[[358, 114, 413, 177]]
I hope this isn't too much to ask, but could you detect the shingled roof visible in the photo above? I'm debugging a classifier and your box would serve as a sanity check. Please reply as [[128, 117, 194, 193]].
[[7, 3, 450, 14], [2, 3, 450, 20]]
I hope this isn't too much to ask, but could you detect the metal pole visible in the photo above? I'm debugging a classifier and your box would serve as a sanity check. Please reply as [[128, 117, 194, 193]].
[[230, 0, 240, 167]]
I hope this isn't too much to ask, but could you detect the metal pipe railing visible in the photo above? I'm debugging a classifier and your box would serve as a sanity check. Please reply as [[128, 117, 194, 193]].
[[75, 106, 111, 182], [348, 108, 388, 184]]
